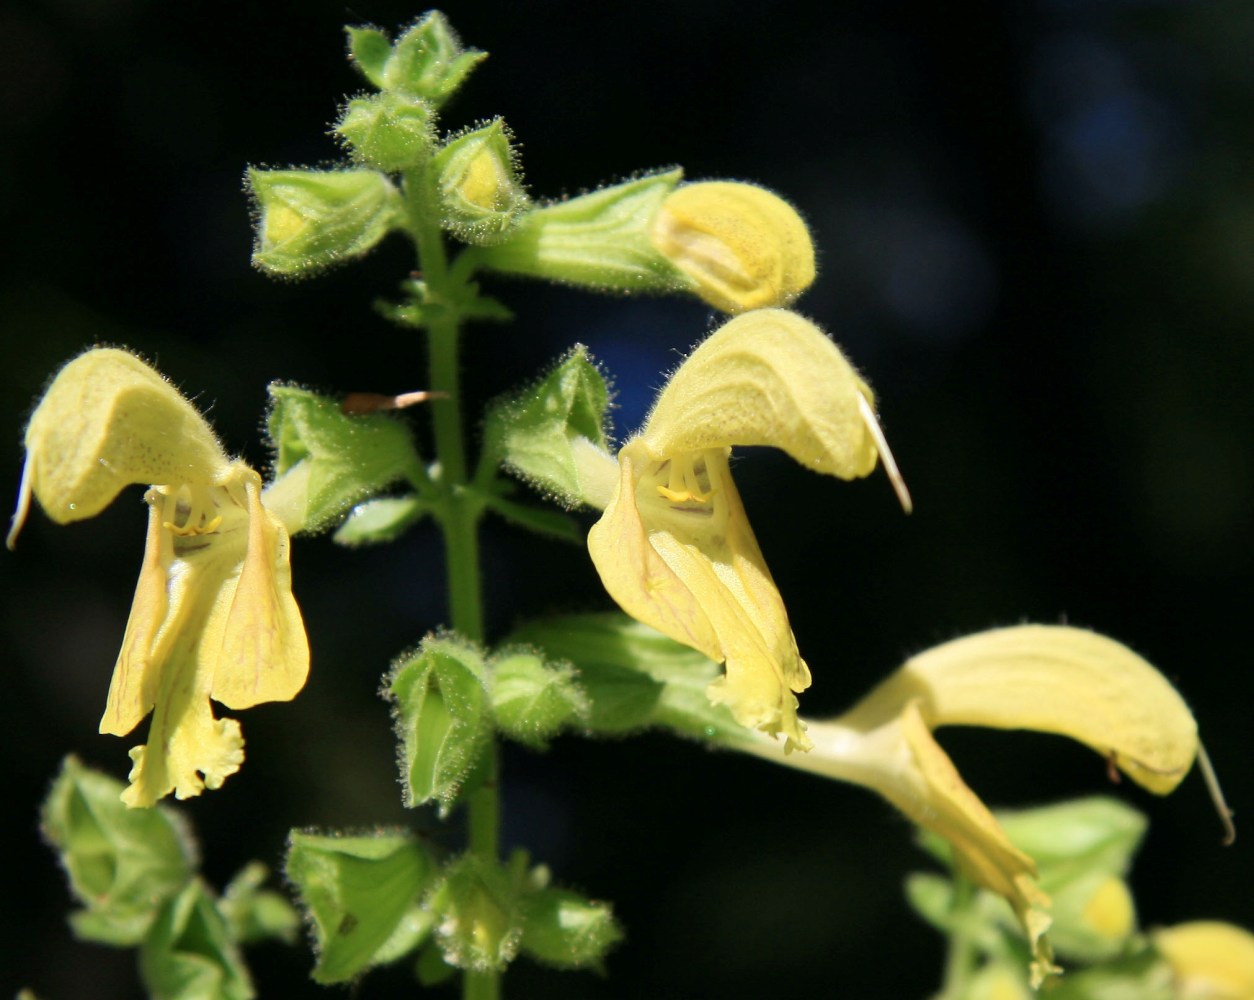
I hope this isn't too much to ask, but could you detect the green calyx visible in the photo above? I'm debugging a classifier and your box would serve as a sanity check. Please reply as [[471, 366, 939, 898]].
[[248, 168, 401, 277], [433, 119, 530, 245]]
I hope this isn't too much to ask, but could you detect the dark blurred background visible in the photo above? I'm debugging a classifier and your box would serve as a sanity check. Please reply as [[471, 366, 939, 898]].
[[3, 1, 1251, 997]]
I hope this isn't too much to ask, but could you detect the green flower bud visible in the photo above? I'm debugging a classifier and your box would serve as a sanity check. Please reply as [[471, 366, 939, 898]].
[[650, 181, 816, 313], [484, 346, 612, 508], [488, 652, 588, 749], [347, 13, 486, 106], [520, 888, 622, 969], [335, 91, 435, 172], [427, 856, 523, 972], [475, 169, 684, 294], [433, 119, 529, 244], [140, 880, 253, 1000], [384, 638, 492, 816], [249, 168, 401, 276]]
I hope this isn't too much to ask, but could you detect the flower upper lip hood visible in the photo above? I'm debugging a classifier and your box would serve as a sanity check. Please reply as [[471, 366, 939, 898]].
[[10, 347, 309, 807], [585, 309, 906, 753]]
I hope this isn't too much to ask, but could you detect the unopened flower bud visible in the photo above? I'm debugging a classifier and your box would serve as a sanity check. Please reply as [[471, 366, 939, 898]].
[[650, 181, 816, 313], [335, 92, 435, 172], [249, 168, 401, 276], [433, 120, 529, 244]]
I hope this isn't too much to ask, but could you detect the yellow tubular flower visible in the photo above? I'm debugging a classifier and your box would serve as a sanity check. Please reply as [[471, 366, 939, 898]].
[[1154, 922, 1254, 999], [10, 348, 309, 807], [585, 309, 906, 752], [737, 624, 1198, 986], [650, 182, 817, 313]]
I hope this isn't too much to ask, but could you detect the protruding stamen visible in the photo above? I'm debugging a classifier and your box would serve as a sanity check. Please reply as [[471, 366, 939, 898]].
[[857, 393, 912, 514], [1198, 740, 1237, 846], [6, 456, 33, 550]]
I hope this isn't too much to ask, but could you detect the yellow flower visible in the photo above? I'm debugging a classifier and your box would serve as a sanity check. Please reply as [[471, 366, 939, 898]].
[[737, 625, 1198, 985], [582, 309, 907, 752], [1154, 921, 1254, 999], [650, 182, 816, 313], [9, 348, 309, 807]]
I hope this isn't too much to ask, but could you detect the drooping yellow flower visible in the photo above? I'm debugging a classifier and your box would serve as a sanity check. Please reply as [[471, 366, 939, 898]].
[[650, 182, 817, 314], [1153, 921, 1254, 999], [9, 348, 309, 807], [736, 625, 1198, 985], [582, 309, 908, 752]]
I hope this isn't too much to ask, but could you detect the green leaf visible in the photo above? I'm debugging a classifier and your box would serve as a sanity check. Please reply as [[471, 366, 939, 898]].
[[248, 168, 401, 277], [484, 346, 612, 506], [219, 863, 299, 947], [384, 12, 487, 106], [42, 756, 196, 946], [519, 887, 622, 969], [509, 613, 736, 739], [481, 492, 583, 543], [266, 385, 422, 534], [426, 856, 523, 972], [139, 880, 254, 1000], [345, 26, 391, 89], [285, 830, 434, 985], [333, 495, 430, 546], [489, 652, 588, 749], [335, 92, 435, 173], [384, 637, 492, 815]]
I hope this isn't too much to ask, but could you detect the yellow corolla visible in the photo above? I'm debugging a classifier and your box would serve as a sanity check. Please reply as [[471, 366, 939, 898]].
[[1154, 921, 1254, 999], [738, 625, 1198, 985], [650, 182, 817, 313], [583, 309, 908, 752], [9, 348, 309, 807]]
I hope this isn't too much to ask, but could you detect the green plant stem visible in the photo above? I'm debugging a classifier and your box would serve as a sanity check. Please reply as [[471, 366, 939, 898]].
[[937, 876, 978, 1000], [407, 165, 500, 1000]]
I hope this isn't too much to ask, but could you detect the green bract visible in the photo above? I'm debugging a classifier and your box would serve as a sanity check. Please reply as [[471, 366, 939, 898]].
[[248, 169, 401, 276], [350, 13, 487, 106]]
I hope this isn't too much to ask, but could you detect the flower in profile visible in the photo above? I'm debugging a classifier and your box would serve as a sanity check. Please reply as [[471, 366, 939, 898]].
[[474, 173, 816, 313], [9, 348, 309, 807], [733, 624, 1198, 984], [579, 309, 908, 752]]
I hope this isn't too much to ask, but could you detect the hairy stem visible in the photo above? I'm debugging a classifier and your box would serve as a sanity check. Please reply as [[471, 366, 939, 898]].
[[406, 164, 500, 1000]]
